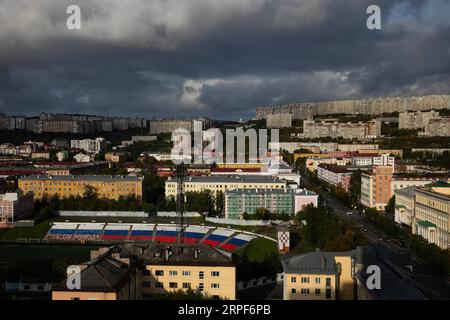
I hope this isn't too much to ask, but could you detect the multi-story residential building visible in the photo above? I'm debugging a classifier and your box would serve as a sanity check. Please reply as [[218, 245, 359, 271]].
[[224, 189, 294, 219], [294, 189, 319, 213], [425, 117, 450, 137], [149, 118, 209, 134], [0, 191, 34, 228], [361, 166, 394, 210], [361, 167, 443, 210], [399, 110, 440, 131], [317, 164, 352, 192], [266, 113, 293, 128], [412, 185, 450, 249], [165, 175, 287, 199], [306, 157, 350, 172], [300, 120, 381, 139], [337, 144, 379, 152], [18, 175, 143, 201], [357, 149, 404, 158], [351, 153, 395, 168], [70, 138, 106, 155], [140, 243, 236, 299], [394, 187, 416, 226], [105, 152, 129, 163], [282, 250, 355, 300]]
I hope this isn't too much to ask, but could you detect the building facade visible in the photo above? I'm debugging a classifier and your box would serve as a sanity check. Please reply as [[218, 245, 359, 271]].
[[300, 120, 381, 139], [0, 191, 34, 227], [18, 175, 143, 201], [317, 164, 352, 192]]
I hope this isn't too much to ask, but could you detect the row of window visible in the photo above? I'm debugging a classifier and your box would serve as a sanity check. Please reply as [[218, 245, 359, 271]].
[[149, 270, 220, 278], [290, 276, 332, 285], [143, 281, 220, 290]]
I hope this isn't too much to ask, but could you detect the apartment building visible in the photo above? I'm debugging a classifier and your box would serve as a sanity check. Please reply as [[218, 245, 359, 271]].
[[317, 164, 352, 192], [18, 175, 143, 201], [300, 120, 381, 139], [165, 175, 287, 199], [70, 138, 106, 155], [224, 189, 295, 219], [306, 157, 350, 172], [399, 110, 440, 131], [361, 166, 394, 210], [140, 243, 236, 300], [351, 153, 394, 168], [426, 117, 450, 137], [0, 191, 34, 228], [282, 250, 355, 300], [394, 187, 416, 226], [413, 186, 450, 249], [266, 113, 293, 128]]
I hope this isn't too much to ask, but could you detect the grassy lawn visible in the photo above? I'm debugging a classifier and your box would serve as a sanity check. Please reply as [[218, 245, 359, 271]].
[[234, 237, 278, 263], [0, 221, 51, 241]]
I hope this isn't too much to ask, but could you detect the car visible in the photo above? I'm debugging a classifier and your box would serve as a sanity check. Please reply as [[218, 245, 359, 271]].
[[363, 228, 368, 232], [345, 211, 354, 215]]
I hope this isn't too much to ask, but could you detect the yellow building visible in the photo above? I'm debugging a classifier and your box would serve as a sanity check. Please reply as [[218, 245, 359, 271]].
[[140, 243, 236, 300], [18, 175, 143, 201], [282, 250, 355, 300], [294, 153, 328, 163], [165, 175, 287, 198], [305, 157, 350, 172]]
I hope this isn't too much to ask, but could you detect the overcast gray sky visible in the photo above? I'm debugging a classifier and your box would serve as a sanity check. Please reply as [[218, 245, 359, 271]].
[[0, 0, 449, 120]]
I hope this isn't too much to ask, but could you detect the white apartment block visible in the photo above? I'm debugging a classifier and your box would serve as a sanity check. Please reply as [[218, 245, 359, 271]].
[[70, 138, 106, 154]]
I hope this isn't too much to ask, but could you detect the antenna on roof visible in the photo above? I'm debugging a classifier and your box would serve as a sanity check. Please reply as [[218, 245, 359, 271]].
[[174, 163, 187, 244]]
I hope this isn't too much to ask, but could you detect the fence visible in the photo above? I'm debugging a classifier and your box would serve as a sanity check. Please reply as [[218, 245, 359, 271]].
[[56, 211, 148, 218]]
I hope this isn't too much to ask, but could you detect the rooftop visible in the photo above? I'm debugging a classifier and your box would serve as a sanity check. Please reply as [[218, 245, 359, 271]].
[[281, 250, 354, 275], [168, 175, 285, 184]]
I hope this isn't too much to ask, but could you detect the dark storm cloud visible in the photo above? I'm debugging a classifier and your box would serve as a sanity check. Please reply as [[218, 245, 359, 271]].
[[0, 0, 449, 120]]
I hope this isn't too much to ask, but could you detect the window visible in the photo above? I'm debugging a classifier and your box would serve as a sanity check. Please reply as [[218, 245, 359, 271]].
[[211, 271, 220, 277], [71, 297, 80, 300], [198, 283, 204, 291], [199, 271, 204, 279], [169, 271, 178, 276], [155, 270, 164, 276], [301, 288, 310, 295], [155, 282, 163, 288], [143, 281, 151, 288], [315, 277, 321, 284], [325, 278, 331, 286], [169, 282, 178, 289], [211, 283, 220, 289], [182, 283, 191, 289], [301, 277, 309, 283], [291, 288, 296, 294], [326, 288, 332, 299], [182, 271, 191, 276], [315, 289, 321, 295], [291, 276, 296, 283]]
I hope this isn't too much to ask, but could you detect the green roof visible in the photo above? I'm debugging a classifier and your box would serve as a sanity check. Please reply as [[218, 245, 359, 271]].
[[417, 220, 437, 228]]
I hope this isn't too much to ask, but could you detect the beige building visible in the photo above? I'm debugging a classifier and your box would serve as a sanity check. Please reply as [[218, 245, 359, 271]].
[[165, 175, 287, 199], [0, 191, 34, 228], [306, 157, 350, 172], [399, 110, 440, 131], [394, 187, 416, 226], [426, 117, 450, 136], [140, 243, 236, 300], [413, 185, 450, 249], [282, 250, 355, 300], [266, 113, 293, 128], [18, 175, 143, 201]]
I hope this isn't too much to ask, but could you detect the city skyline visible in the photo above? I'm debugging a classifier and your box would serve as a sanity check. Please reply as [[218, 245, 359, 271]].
[[1, 0, 450, 120]]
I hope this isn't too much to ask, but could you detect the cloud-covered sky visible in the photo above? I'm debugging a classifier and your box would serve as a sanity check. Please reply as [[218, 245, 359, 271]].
[[0, 0, 449, 120]]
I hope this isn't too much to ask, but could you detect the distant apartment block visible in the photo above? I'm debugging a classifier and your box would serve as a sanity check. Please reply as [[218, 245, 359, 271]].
[[399, 110, 440, 131], [351, 153, 395, 168], [306, 157, 350, 172], [425, 117, 450, 136], [300, 120, 381, 139], [266, 113, 293, 128], [0, 191, 34, 228], [73, 153, 94, 163], [317, 164, 352, 192], [70, 138, 106, 155], [18, 175, 143, 201], [149, 118, 209, 134]]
